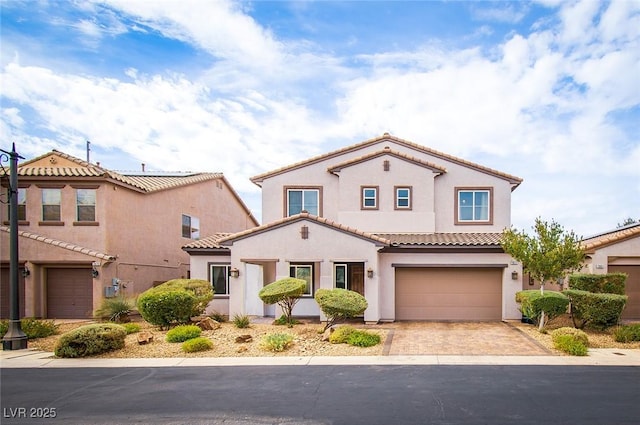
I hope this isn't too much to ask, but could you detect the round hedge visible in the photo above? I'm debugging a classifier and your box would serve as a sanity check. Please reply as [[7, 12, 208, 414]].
[[258, 278, 307, 305], [315, 288, 368, 317], [54, 323, 126, 358], [137, 290, 197, 329]]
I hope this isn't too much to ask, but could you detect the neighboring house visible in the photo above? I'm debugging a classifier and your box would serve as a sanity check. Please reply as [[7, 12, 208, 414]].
[[0, 150, 258, 319], [185, 133, 525, 323], [580, 223, 640, 320]]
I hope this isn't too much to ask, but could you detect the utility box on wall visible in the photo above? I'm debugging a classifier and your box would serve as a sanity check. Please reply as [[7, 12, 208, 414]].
[[104, 286, 116, 298]]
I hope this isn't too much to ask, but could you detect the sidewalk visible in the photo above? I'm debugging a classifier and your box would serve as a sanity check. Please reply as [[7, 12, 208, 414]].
[[2, 347, 639, 368]]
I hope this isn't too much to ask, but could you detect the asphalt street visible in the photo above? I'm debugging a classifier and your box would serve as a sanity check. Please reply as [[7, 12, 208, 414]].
[[2, 365, 639, 425]]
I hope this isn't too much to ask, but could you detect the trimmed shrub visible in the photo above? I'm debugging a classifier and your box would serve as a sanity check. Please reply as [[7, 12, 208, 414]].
[[182, 337, 213, 353], [259, 278, 307, 327], [232, 314, 251, 329], [166, 325, 202, 343], [329, 325, 356, 344], [94, 296, 134, 323], [515, 290, 569, 325], [208, 312, 227, 323], [137, 290, 196, 329], [552, 334, 588, 356], [54, 323, 126, 358], [565, 289, 628, 330], [346, 330, 381, 347], [315, 288, 368, 331], [261, 333, 294, 352], [0, 318, 58, 339], [613, 324, 640, 343], [273, 315, 301, 326], [569, 273, 626, 295], [122, 323, 141, 334], [550, 327, 589, 346]]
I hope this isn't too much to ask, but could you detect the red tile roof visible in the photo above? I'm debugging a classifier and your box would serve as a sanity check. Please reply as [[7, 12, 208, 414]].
[[581, 223, 640, 252], [377, 232, 503, 247], [328, 146, 447, 175]]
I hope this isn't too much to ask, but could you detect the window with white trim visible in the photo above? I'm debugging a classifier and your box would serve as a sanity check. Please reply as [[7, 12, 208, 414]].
[[209, 264, 230, 296], [76, 188, 96, 221], [287, 188, 319, 216], [290, 263, 313, 296], [457, 189, 491, 222], [361, 187, 378, 209], [395, 186, 412, 209], [42, 188, 61, 221], [182, 214, 200, 239]]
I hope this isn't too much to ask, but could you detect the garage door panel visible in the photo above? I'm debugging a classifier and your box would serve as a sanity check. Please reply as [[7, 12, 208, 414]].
[[609, 265, 640, 320], [47, 268, 93, 319], [395, 267, 502, 321]]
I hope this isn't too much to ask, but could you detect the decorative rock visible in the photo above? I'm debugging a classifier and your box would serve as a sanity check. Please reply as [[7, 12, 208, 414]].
[[236, 346, 248, 353], [197, 317, 221, 330], [235, 334, 253, 343], [137, 331, 154, 345], [322, 326, 336, 342]]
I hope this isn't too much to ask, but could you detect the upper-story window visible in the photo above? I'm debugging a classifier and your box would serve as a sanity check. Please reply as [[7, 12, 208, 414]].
[[395, 186, 412, 210], [361, 186, 378, 210], [209, 264, 230, 296], [456, 188, 492, 224], [17, 188, 26, 221], [76, 189, 96, 222], [290, 263, 314, 296], [182, 214, 200, 239], [42, 188, 61, 221], [286, 187, 320, 216]]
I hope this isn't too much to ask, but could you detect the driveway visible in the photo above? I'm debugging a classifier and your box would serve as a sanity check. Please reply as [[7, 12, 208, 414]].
[[382, 321, 551, 356]]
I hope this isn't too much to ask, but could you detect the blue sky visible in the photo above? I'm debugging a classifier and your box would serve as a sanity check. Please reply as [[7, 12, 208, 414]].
[[1, 0, 639, 236]]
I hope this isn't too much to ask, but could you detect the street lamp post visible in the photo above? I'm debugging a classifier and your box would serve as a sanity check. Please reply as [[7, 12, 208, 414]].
[[1, 143, 27, 350]]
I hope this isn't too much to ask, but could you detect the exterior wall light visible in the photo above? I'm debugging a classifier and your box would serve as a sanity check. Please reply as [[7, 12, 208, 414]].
[[230, 267, 240, 278], [21, 268, 30, 278], [92, 261, 100, 278], [511, 271, 518, 280], [367, 267, 374, 278]]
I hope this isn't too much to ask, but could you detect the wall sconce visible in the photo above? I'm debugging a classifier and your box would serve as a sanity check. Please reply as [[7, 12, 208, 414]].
[[300, 225, 309, 240], [511, 271, 518, 280], [367, 267, 374, 278], [92, 267, 99, 278], [230, 267, 240, 278], [21, 268, 30, 278]]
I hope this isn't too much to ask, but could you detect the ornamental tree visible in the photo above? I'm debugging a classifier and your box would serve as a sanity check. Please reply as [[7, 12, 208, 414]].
[[315, 288, 368, 331], [258, 278, 307, 327], [501, 217, 584, 330]]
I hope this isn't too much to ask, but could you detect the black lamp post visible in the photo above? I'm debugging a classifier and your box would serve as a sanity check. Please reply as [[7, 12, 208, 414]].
[[1, 143, 27, 350]]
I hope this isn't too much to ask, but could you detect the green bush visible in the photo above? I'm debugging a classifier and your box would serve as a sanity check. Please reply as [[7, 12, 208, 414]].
[[166, 325, 202, 343], [552, 334, 588, 356], [182, 337, 213, 353], [137, 290, 197, 330], [315, 288, 368, 331], [346, 330, 381, 347], [329, 325, 356, 344], [550, 327, 589, 346], [261, 333, 294, 352], [0, 318, 58, 339], [208, 312, 227, 322], [515, 290, 569, 325], [565, 289, 628, 330], [232, 314, 251, 329], [569, 273, 626, 295], [273, 315, 301, 326], [122, 323, 141, 334], [94, 296, 134, 323], [259, 278, 307, 327], [613, 324, 640, 343], [54, 323, 126, 358]]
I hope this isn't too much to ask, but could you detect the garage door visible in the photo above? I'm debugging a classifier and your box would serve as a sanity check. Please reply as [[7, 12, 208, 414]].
[[1, 267, 25, 319], [46, 268, 93, 319], [395, 267, 503, 321], [609, 265, 640, 320]]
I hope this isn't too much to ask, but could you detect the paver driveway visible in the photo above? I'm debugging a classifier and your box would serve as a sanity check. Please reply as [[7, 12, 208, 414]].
[[383, 321, 551, 356]]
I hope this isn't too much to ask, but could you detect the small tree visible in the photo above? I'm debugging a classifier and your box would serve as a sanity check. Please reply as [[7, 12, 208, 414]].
[[258, 278, 307, 327], [501, 217, 584, 330], [315, 288, 368, 331]]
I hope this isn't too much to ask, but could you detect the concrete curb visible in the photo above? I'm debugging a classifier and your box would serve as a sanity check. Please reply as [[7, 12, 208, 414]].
[[2, 348, 639, 368]]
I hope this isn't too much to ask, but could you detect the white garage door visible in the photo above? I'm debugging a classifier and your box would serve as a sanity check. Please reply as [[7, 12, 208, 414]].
[[395, 267, 503, 321]]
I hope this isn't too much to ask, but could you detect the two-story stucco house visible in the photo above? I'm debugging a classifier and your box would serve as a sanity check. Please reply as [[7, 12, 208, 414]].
[[0, 150, 258, 319], [184, 133, 525, 323]]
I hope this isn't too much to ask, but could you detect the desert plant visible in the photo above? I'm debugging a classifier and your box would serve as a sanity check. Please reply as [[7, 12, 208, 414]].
[[232, 314, 251, 329], [259, 278, 307, 327], [552, 334, 588, 356], [564, 289, 628, 330], [166, 325, 202, 343], [315, 288, 368, 331], [346, 330, 381, 347], [550, 327, 589, 346], [94, 296, 134, 323], [54, 323, 126, 358], [208, 311, 227, 322], [261, 333, 294, 352], [137, 290, 197, 330], [328, 325, 356, 344], [148, 279, 214, 314], [122, 322, 141, 334], [515, 290, 569, 327], [613, 324, 640, 343], [0, 318, 59, 339], [182, 337, 214, 353], [273, 314, 301, 326]]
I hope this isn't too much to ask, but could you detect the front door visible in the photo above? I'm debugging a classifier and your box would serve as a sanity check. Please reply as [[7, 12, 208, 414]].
[[334, 263, 365, 296]]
